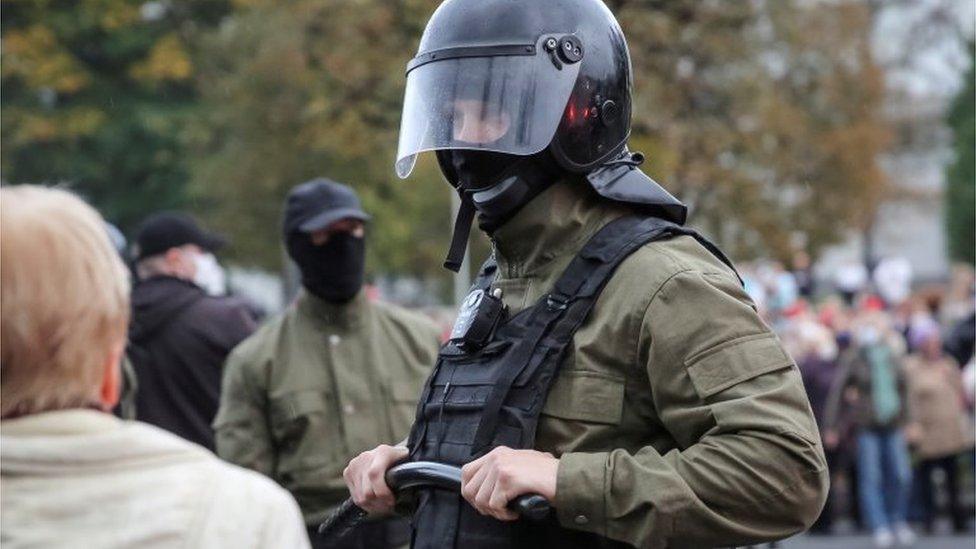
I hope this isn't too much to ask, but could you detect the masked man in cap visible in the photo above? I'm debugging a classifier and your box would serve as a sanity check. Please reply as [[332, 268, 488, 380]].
[[342, 1, 828, 548], [215, 179, 441, 549], [128, 212, 257, 450]]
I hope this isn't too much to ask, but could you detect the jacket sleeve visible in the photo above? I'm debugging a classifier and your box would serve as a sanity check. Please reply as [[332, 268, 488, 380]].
[[214, 346, 276, 477], [554, 269, 828, 548], [209, 299, 258, 352], [896, 355, 912, 426], [903, 359, 922, 425]]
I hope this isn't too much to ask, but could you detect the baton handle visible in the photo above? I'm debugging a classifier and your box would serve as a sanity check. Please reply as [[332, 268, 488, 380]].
[[316, 498, 368, 538], [316, 461, 552, 541]]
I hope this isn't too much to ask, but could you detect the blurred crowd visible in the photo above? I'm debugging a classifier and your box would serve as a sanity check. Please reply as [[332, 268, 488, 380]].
[[78, 202, 976, 546], [3, 181, 973, 548], [740, 258, 976, 543]]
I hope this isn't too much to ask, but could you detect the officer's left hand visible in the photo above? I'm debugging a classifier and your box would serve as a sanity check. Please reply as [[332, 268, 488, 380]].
[[460, 446, 559, 521]]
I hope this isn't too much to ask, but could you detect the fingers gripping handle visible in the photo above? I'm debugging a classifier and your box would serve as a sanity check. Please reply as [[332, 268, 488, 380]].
[[316, 462, 552, 542], [385, 461, 551, 519], [510, 493, 551, 521]]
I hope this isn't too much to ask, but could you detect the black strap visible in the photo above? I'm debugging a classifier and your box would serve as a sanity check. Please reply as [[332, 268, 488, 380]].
[[470, 216, 683, 453], [470, 306, 558, 454], [444, 198, 476, 273]]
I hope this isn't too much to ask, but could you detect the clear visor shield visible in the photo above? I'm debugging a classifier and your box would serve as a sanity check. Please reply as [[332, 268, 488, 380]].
[[395, 37, 582, 178]]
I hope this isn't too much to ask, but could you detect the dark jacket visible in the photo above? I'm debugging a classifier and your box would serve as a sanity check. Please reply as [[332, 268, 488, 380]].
[[945, 312, 975, 367], [128, 276, 256, 450], [798, 353, 838, 431], [824, 342, 909, 432]]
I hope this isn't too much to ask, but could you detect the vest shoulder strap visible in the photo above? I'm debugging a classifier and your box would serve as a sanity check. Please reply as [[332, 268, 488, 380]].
[[471, 215, 737, 453], [546, 215, 738, 308]]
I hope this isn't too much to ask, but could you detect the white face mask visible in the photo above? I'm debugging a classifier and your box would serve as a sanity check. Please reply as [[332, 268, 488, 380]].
[[192, 252, 227, 296], [858, 326, 880, 346]]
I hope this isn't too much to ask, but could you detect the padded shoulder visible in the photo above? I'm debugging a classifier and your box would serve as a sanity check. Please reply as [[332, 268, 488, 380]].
[[608, 233, 740, 304], [224, 310, 288, 370]]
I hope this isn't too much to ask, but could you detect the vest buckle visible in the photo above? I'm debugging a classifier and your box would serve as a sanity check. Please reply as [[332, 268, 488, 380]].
[[546, 294, 569, 311]]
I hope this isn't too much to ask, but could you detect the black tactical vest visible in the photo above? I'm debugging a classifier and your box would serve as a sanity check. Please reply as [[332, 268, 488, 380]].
[[406, 215, 736, 549]]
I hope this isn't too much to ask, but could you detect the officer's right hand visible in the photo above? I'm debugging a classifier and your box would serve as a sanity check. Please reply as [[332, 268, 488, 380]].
[[343, 444, 408, 515]]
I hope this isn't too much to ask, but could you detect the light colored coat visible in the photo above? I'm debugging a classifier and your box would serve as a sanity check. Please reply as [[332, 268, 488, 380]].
[[905, 355, 975, 459], [1, 409, 310, 549]]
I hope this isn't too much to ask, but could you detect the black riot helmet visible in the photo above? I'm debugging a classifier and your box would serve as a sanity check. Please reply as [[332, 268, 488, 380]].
[[397, 0, 687, 271], [396, 0, 631, 177]]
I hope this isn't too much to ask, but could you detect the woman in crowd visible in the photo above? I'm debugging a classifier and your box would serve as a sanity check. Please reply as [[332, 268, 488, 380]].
[[905, 324, 974, 533]]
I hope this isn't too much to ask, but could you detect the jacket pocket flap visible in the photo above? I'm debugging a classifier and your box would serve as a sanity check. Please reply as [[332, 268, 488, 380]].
[[541, 370, 625, 424], [270, 390, 330, 424], [686, 333, 792, 399]]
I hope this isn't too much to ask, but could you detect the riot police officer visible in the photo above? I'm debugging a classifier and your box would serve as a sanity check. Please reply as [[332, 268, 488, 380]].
[[343, 1, 828, 548]]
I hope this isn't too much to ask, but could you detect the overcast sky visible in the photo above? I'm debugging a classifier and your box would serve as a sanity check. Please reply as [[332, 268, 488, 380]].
[[872, 0, 974, 101]]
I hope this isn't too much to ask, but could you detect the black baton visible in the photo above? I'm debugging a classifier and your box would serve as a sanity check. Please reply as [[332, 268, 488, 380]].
[[317, 461, 551, 541]]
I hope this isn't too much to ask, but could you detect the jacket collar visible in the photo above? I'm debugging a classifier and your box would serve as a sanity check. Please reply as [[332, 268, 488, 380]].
[[491, 178, 627, 279], [296, 288, 368, 329], [1, 409, 211, 475], [1, 409, 120, 437]]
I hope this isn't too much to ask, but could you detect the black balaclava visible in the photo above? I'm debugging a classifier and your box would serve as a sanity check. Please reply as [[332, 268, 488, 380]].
[[437, 148, 561, 270], [286, 231, 365, 303]]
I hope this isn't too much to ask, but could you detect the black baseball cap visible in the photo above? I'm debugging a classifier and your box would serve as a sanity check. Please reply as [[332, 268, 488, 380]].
[[283, 178, 370, 235], [133, 211, 227, 260]]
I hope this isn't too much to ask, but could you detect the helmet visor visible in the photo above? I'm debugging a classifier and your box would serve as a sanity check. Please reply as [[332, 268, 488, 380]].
[[395, 37, 582, 178]]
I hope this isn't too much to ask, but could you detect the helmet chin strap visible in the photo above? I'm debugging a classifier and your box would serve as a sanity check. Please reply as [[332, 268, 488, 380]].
[[443, 195, 477, 272], [439, 149, 561, 272]]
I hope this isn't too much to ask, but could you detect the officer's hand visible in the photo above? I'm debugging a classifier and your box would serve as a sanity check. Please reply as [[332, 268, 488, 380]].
[[343, 444, 408, 515], [460, 446, 558, 521]]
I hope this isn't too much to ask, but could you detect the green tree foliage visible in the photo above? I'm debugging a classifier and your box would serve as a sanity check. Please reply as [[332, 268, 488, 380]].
[[945, 42, 975, 265], [1, 0, 230, 231], [2, 0, 893, 284], [611, 0, 890, 260], [187, 0, 452, 277], [194, 0, 889, 278]]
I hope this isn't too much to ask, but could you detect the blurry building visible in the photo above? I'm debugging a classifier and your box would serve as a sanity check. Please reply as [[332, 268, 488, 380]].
[[816, 0, 974, 285]]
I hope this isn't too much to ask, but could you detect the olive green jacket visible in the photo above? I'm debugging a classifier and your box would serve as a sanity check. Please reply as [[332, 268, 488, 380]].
[[489, 181, 828, 548], [214, 290, 440, 526]]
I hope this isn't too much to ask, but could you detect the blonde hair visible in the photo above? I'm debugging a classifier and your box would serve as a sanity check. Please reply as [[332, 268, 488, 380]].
[[1, 186, 130, 417]]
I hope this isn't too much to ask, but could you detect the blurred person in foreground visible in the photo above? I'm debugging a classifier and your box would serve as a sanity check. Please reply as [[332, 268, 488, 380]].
[[904, 324, 974, 533], [825, 310, 916, 548], [127, 211, 257, 450], [214, 179, 440, 548], [0, 185, 309, 548]]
